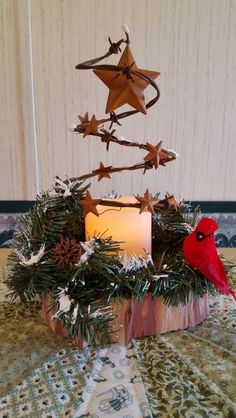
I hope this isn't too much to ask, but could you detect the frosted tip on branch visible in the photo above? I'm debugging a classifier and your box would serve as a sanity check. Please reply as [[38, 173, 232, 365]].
[[122, 24, 130, 35]]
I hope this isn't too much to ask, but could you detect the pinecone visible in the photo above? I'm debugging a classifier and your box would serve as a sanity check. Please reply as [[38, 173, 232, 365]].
[[52, 236, 84, 269]]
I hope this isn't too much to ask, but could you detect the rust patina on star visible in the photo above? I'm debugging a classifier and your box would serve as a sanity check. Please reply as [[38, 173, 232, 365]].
[[80, 191, 102, 216], [77, 114, 104, 137], [78, 112, 89, 124], [92, 162, 112, 182], [166, 192, 180, 211], [93, 45, 160, 114], [144, 141, 163, 169], [135, 189, 159, 214]]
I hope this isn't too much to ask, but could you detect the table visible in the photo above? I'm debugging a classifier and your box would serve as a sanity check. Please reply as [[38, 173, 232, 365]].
[[0, 255, 235, 418]]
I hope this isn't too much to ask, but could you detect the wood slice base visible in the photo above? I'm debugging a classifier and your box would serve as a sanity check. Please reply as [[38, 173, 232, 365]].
[[42, 293, 209, 347]]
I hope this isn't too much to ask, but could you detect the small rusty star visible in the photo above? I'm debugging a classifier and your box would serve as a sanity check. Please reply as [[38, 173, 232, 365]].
[[92, 162, 112, 182], [82, 115, 104, 138], [144, 141, 163, 169], [79, 191, 101, 217], [135, 189, 159, 214], [78, 112, 89, 124], [166, 192, 180, 211]]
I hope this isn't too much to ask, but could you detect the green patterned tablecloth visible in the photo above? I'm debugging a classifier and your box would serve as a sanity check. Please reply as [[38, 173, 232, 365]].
[[0, 265, 236, 418]]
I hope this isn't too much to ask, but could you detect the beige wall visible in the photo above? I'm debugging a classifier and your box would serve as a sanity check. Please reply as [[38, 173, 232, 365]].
[[1, 0, 236, 201]]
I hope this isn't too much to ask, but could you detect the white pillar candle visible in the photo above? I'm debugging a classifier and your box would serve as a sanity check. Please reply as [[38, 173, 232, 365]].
[[85, 196, 152, 256]]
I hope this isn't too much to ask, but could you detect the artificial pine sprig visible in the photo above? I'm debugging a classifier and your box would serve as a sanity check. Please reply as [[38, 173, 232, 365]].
[[152, 203, 200, 261], [152, 256, 217, 306], [53, 298, 115, 346]]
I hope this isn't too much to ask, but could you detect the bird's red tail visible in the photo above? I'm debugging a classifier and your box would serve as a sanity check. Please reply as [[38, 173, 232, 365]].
[[228, 289, 236, 301]]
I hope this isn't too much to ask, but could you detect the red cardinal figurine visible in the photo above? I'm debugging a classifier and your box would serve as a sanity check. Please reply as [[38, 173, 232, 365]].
[[183, 217, 236, 300]]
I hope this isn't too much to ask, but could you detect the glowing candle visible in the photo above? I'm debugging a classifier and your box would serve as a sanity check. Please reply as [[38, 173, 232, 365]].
[[85, 196, 151, 256]]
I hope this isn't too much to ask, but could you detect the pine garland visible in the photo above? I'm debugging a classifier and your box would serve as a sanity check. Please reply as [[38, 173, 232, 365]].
[[5, 182, 217, 345]]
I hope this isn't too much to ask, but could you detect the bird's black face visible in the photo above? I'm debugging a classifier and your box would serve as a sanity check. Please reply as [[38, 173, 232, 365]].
[[196, 231, 214, 242]]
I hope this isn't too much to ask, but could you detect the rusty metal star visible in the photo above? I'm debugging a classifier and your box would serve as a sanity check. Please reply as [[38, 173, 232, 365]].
[[144, 141, 163, 169], [78, 112, 89, 124], [79, 191, 102, 216], [135, 189, 159, 214], [82, 115, 104, 138], [166, 192, 180, 211], [92, 162, 112, 182], [93, 45, 160, 114]]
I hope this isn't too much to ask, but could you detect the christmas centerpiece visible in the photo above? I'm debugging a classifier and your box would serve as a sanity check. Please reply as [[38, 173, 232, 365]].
[[6, 26, 231, 346]]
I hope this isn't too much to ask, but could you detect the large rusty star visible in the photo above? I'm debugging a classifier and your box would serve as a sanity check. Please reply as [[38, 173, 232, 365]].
[[80, 191, 101, 217], [144, 141, 163, 169], [135, 189, 159, 214], [92, 162, 112, 182], [93, 45, 160, 114]]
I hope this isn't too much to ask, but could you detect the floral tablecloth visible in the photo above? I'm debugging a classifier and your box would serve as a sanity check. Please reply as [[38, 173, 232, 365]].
[[0, 265, 236, 418]]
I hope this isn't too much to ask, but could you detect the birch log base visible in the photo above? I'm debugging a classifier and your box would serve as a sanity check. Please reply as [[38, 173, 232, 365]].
[[42, 293, 209, 347]]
